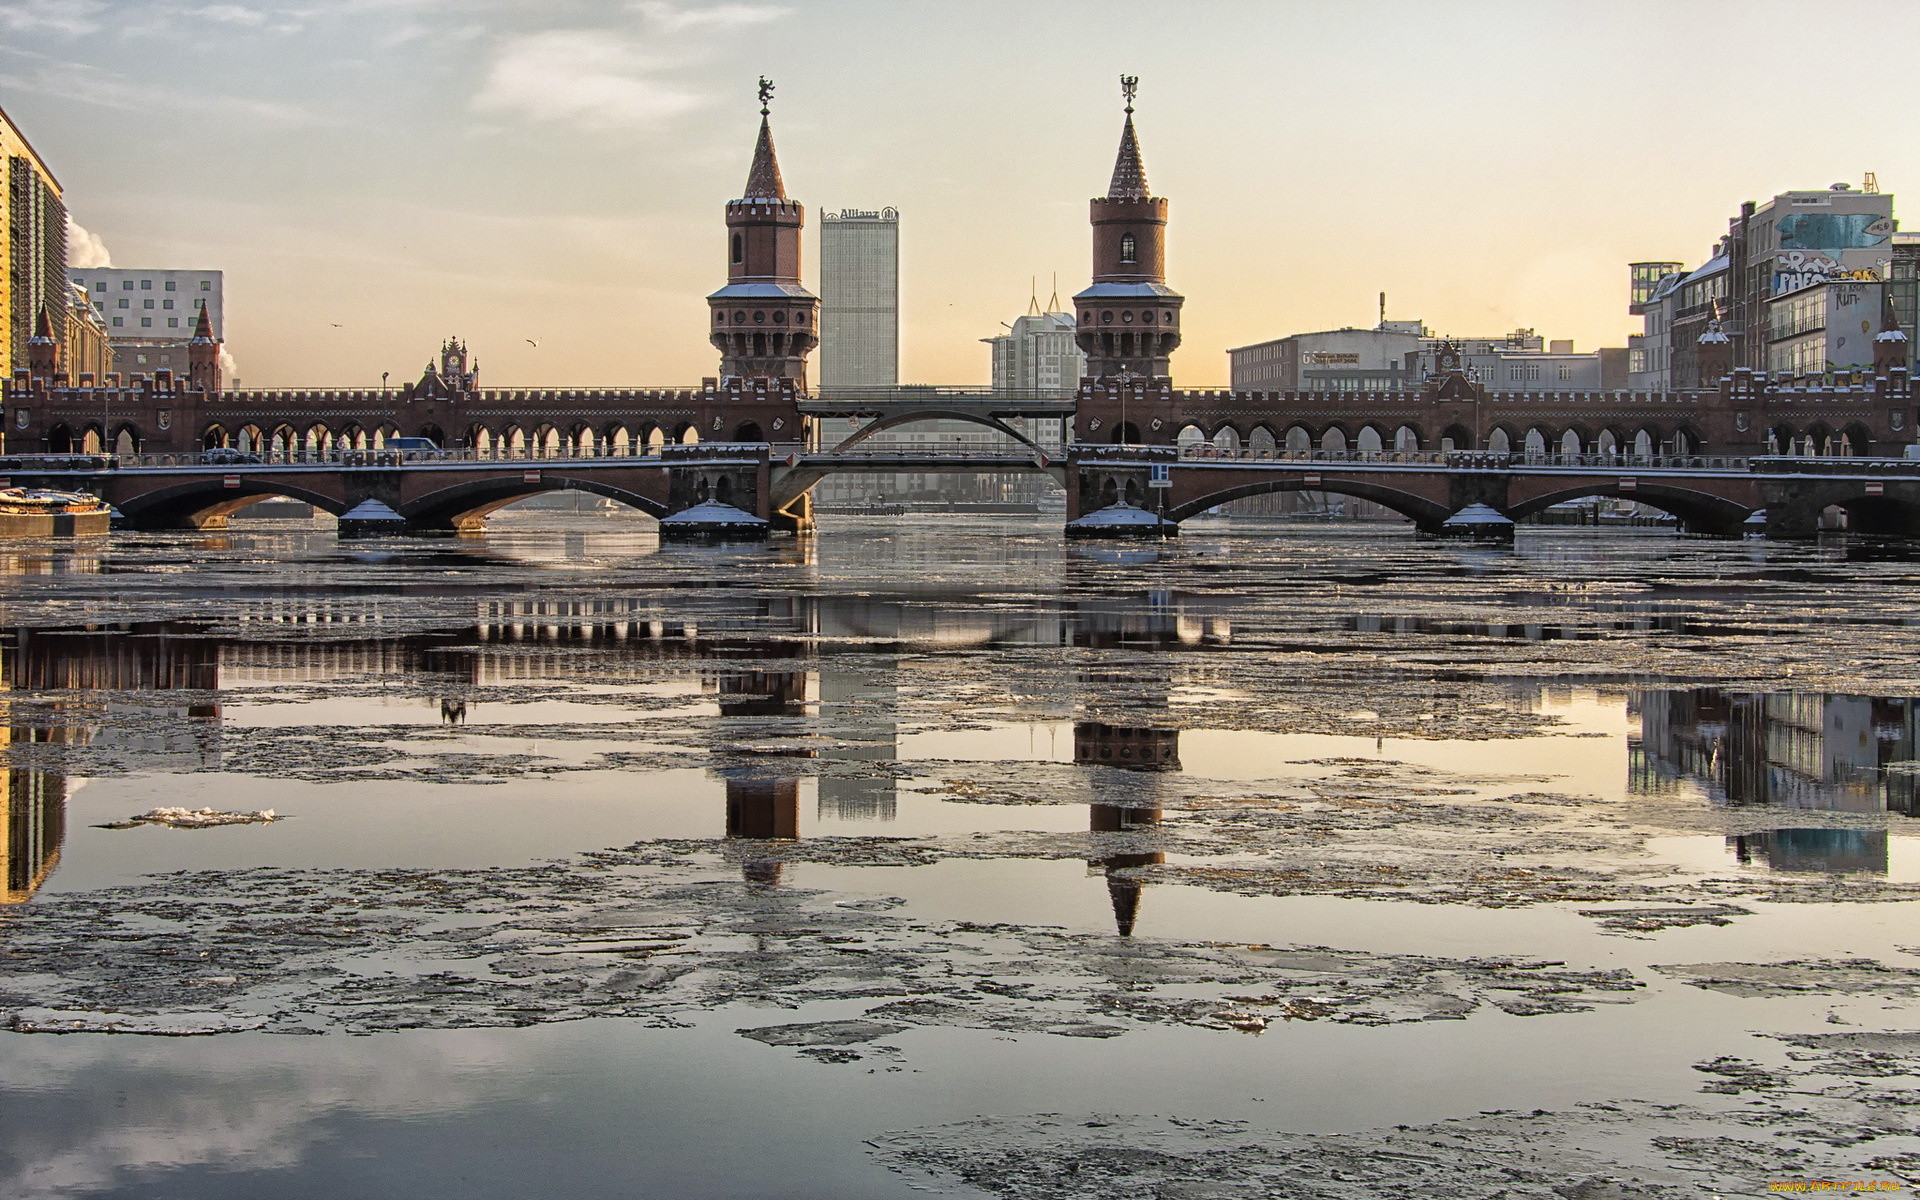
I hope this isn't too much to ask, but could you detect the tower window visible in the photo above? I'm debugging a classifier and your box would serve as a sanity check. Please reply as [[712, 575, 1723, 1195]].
[[1121, 233, 1136, 263], [731, 234, 743, 264]]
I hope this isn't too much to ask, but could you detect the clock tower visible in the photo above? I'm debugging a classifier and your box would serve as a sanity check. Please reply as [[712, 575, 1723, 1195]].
[[707, 78, 819, 387]]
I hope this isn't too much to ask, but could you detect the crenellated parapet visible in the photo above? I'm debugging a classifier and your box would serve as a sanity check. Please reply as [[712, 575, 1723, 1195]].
[[2, 361, 808, 457]]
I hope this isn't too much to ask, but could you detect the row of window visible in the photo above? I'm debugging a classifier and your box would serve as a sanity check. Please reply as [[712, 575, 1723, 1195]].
[[114, 298, 206, 310], [86, 279, 213, 292], [1081, 309, 1176, 326], [714, 309, 810, 326], [112, 316, 198, 327]]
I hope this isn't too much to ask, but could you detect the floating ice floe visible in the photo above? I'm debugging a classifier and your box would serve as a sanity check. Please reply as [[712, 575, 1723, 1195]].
[[8, 1008, 267, 1035], [96, 807, 280, 830]]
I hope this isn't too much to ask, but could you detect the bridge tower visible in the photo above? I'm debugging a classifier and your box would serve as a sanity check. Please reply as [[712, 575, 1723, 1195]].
[[1073, 77, 1183, 382], [187, 304, 221, 392], [708, 78, 819, 388]]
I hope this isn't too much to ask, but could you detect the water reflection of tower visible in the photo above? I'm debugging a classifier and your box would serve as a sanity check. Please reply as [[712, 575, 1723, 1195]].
[[715, 665, 807, 885], [1076, 722, 1178, 937]]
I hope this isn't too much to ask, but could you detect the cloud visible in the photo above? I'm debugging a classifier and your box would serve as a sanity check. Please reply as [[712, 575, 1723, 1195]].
[[0, 0, 103, 35], [67, 217, 111, 268], [629, 1, 785, 32], [185, 4, 268, 25], [473, 30, 704, 130]]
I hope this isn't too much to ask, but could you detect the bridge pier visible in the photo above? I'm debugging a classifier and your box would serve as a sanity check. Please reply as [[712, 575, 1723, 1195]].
[[658, 443, 777, 541], [1064, 446, 1178, 537]]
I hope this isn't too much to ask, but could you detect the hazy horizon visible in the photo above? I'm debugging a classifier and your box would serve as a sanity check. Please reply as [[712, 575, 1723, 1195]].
[[6, 0, 1915, 388]]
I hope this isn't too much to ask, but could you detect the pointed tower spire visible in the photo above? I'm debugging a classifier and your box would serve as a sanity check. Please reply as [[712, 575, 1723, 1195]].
[[743, 75, 787, 200], [1107, 77, 1150, 200]]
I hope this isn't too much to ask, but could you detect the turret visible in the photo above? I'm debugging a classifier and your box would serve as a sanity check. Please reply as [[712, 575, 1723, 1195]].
[[187, 304, 221, 391], [707, 78, 818, 387], [1696, 301, 1732, 383], [1074, 77, 1183, 381], [1875, 288, 1909, 375], [26, 308, 59, 380]]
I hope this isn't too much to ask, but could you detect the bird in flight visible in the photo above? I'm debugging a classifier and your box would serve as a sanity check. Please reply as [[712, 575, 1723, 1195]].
[[526, 338, 542, 348], [329, 322, 343, 328]]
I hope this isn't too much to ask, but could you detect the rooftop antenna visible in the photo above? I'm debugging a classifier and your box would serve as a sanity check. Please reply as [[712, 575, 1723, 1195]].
[[1028, 276, 1041, 317], [1049, 272, 1061, 313], [1865, 171, 1881, 194]]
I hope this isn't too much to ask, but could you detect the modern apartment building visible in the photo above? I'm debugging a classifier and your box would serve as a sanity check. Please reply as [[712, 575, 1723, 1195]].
[[67, 268, 224, 378], [1, 104, 67, 377], [818, 208, 899, 389]]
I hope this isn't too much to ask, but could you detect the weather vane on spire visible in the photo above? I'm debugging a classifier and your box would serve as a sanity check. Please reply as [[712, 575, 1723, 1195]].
[[757, 76, 774, 116], [1120, 74, 1138, 113]]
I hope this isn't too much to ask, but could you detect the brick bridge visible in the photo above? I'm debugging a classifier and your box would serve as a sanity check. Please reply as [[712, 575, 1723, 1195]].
[[0, 440, 1914, 539]]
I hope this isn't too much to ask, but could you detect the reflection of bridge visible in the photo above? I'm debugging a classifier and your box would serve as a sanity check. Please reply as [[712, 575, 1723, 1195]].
[[9, 83, 1918, 540]]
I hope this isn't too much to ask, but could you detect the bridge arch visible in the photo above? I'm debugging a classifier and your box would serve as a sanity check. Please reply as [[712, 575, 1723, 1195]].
[[1393, 424, 1421, 453], [202, 423, 228, 450], [1438, 423, 1472, 453], [733, 420, 764, 443], [1354, 425, 1384, 454], [1319, 425, 1348, 452], [828, 408, 1048, 456], [1166, 477, 1450, 530], [1247, 425, 1277, 456], [115, 476, 351, 531], [1841, 422, 1874, 456], [112, 422, 142, 455], [1507, 482, 1751, 535], [403, 474, 670, 533], [1486, 426, 1514, 453]]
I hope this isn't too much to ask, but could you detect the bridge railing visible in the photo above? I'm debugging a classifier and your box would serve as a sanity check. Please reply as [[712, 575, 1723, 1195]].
[[1750, 454, 1920, 475], [1150, 446, 1758, 470], [782, 441, 1063, 461]]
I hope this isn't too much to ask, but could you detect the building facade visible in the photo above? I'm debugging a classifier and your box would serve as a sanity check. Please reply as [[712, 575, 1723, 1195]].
[[984, 306, 1083, 396], [63, 282, 109, 382], [818, 208, 899, 389], [1, 104, 66, 379], [68, 268, 224, 380]]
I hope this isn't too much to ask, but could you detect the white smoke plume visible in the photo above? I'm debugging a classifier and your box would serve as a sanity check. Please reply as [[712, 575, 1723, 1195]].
[[67, 217, 111, 268]]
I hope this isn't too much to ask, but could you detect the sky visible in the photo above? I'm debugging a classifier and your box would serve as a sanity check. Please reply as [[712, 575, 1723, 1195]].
[[5, 0, 1920, 389]]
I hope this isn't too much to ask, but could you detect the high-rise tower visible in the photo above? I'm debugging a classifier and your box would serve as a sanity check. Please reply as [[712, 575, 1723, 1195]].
[[1074, 77, 1183, 381], [708, 78, 819, 387]]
